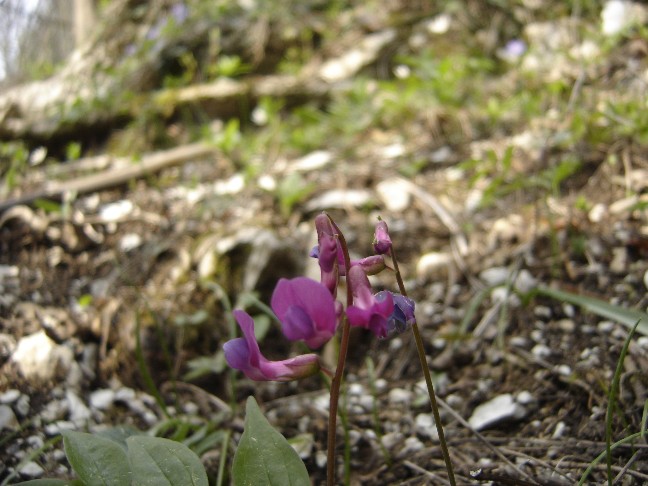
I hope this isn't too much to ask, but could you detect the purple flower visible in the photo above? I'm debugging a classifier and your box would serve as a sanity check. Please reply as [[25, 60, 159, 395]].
[[377, 291, 416, 334], [314, 214, 339, 296], [271, 277, 338, 349], [170, 3, 189, 24], [224, 310, 320, 381], [373, 220, 392, 255], [346, 266, 394, 338]]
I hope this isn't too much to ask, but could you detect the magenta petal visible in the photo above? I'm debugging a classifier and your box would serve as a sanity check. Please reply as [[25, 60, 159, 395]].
[[282, 305, 314, 341], [271, 277, 337, 348], [225, 309, 321, 381]]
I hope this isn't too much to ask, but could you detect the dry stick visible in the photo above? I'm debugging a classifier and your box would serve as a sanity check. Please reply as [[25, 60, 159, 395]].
[[326, 217, 353, 486], [0, 142, 214, 212], [389, 245, 457, 486]]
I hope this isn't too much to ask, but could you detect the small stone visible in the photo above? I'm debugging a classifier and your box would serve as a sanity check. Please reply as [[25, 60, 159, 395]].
[[11, 331, 73, 384], [480, 267, 510, 286], [555, 364, 572, 376], [0, 389, 21, 404], [516, 391, 535, 405], [468, 394, 527, 431], [66, 391, 91, 425], [89, 389, 115, 411], [415, 413, 439, 441], [15, 394, 30, 416], [557, 319, 576, 333], [315, 450, 327, 468], [417, 252, 452, 279], [401, 436, 424, 455], [25, 435, 43, 451], [610, 247, 628, 274], [119, 233, 142, 252], [376, 179, 411, 212], [99, 199, 134, 222], [388, 388, 412, 405], [514, 270, 537, 293], [381, 432, 403, 450], [0, 404, 19, 430], [598, 321, 615, 333], [374, 379, 388, 393], [588, 203, 607, 223], [531, 344, 551, 359], [44, 420, 75, 435], [552, 421, 567, 439], [18, 461, 44, 478]]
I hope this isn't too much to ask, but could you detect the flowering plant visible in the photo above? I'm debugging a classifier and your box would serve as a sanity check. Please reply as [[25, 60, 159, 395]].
[[225, 213, 455, 485]]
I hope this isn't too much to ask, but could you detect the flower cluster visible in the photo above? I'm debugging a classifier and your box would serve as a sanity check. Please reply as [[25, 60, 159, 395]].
[[223, 214, 415, 381]]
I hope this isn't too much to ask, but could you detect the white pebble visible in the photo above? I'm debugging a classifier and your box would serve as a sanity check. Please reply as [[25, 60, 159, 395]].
[[388, 388, 412, 405], [468, 394, 527, 431], [19, 461, 44, 478], [531, 344, 551, 359], [0, 389, 21, 404], [415, 413, 439, 441]]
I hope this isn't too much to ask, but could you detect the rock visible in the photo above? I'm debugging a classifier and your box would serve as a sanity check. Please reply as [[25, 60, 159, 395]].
[[89, 389, 116, 411], [290, 151, 333, 171], [376, 179, 412, 212], [18, 461, 44, 478], [10, 331, 73, 384], [414, 413, 439, 441], [388, 388, 412, 405], [531, 343, 551, 359], [305, 189, 373, 211], [480, 267, 510, 286], [0, 389, 21, 404], [588, 203, 607, 223], [468, 394, 527, 431], [416, 252, 452, 280], [66, 390, 91, 425], [0, 404, 19, 430], [0, 333, 17, 364], [15, 394, 30, 417], [601, 1, 648, 36]]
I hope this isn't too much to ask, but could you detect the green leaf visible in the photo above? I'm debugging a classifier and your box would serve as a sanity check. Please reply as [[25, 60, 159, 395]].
[[232, 396, 310, 486], [11, 480, 78, 486], [61, 430, 132, 486], [126, 436, 208, 486], [535, 285, 648, 335]]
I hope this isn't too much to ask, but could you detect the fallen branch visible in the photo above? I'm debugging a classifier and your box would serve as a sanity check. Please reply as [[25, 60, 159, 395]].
[[0, 142, 213, 212]]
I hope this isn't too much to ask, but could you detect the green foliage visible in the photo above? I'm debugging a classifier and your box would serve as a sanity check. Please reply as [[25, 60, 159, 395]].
[[14, 430, 209, 486], [275, 172, 315, 217], [534, 285, 648, 336], [0, 141, 30, 192], [62, 430, 132, 486], [232, 396, 310, 486]]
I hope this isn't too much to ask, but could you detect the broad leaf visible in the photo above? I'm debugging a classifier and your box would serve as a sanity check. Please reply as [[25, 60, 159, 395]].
[[12, 480, 81, 485], [61, 430, 131, 486], [232, 396, 310, 486], [126, 436, 208, 486]]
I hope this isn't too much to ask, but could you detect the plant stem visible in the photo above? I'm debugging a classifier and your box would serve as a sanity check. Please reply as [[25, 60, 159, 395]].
[[326, 215, 353, 486], [390, 246, 457, 486]]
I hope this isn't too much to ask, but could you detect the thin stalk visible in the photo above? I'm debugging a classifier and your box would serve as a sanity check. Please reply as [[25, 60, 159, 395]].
[[326, 215, 353, 486], [390, 246, 457, 486], [605, 319, 640, 485]]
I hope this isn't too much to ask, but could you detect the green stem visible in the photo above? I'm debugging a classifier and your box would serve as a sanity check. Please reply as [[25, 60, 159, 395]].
[[390, 246, 457, 486], [326, 215, 354, 486]]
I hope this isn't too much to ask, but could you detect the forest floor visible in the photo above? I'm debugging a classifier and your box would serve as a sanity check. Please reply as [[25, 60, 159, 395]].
[[0, 1, 647, 485]]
